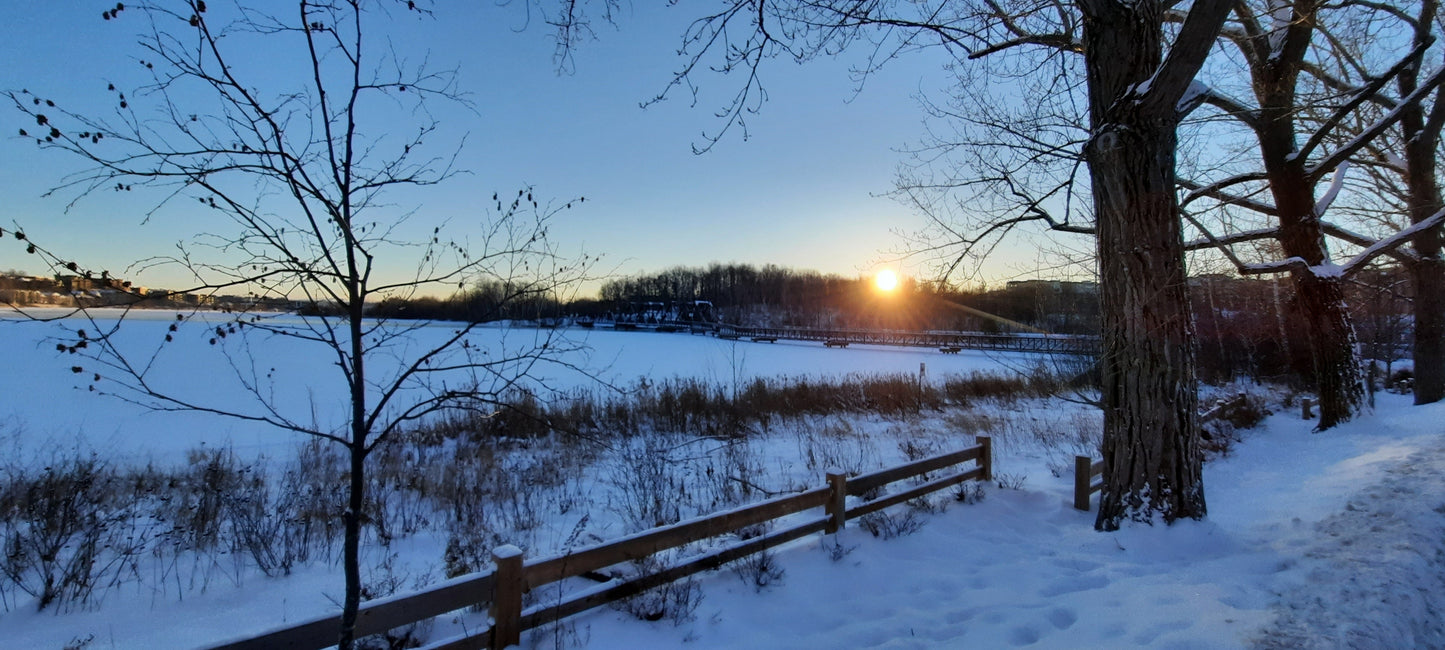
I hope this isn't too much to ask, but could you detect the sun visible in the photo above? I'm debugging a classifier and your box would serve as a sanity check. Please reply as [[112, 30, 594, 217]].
[[875, 269, 899, 292]]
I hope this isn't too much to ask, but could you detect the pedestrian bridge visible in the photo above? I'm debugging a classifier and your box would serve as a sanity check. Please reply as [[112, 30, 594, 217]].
[[713, 324, 1097, 355]]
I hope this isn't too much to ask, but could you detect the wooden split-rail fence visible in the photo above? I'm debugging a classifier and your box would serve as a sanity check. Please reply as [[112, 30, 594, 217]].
[[208, 438, 993, 650]]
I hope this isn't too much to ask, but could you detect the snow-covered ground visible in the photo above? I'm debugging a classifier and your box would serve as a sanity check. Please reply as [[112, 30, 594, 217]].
[[514, 391, 1445, 650], [0, 309, 1029, 462], [2, 312, 1443, 649]]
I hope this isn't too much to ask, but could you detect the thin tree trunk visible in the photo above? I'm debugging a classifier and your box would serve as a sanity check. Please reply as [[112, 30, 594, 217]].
[[339, 300, 368, 650], [340, 438, 366, 650], [1082, 0, 1206, 530]]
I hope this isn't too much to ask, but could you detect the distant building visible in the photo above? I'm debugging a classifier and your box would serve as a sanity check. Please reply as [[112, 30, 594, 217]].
[[57, 275, 95, 293], [1005, 279, 1098, 294]]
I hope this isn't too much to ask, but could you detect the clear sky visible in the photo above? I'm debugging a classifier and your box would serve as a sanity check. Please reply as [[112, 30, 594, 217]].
[[0, 2, 1045, 296]]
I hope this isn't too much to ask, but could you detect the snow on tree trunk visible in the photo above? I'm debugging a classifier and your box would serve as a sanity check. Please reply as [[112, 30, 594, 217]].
[[1264, 165, 1364, 428], [1249, 15, 1365, 429], [1293, 273, 1365, 428], [1081, 0, 1206, 530]]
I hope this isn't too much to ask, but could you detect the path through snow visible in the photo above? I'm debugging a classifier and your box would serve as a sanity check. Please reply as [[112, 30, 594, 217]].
[[1255, 438, 1445, 647]]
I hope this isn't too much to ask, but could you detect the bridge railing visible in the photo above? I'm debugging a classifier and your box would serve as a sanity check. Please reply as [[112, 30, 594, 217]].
[[722, 324, 1098, 354]]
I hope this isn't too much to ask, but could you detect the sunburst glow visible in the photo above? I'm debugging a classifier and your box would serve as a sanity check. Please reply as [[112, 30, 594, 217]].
[[875, 269, 899, 292]]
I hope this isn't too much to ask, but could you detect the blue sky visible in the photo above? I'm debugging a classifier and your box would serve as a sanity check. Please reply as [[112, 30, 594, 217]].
[[0, 2, 1039, 295]]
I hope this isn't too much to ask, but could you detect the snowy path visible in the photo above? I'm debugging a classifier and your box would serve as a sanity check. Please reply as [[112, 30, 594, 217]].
[[1254, 438, 1445, 648], [558, 396, 1445, 650]]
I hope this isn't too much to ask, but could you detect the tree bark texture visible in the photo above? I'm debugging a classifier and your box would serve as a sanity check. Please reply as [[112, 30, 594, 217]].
[[1081, 0, 1206, 530], [1411, 255, 1445, 404], [1400, 12, 1445, 404], [1266, 159, 1364, 429], [1248, 1, 1364, 428]]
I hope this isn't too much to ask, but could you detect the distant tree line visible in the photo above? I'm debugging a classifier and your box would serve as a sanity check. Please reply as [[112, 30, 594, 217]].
[[367, 280, 570, 322], [369, 261, 1415, 393], [593, 263, 1100, 333]]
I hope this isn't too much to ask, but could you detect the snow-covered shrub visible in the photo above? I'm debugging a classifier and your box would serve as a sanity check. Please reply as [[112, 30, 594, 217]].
[[607, 438, 685, 532], [611, 556, 702, 625], [1388, 368, 1415, 394], [994, 473, 1027, 490], [857, 506, 926, 539], [697, 440, 769, 511], [798, 418, 877, 477], [356, 553, 433, 649], [898, 437, 942, 463], [0, 454, 145, 612], [1026, 411, 1102, 478], [731, 547, 785, 592], [821, 535, 858, 562], [1199, 386, 1275, 457], [954, 482, 985, 505]]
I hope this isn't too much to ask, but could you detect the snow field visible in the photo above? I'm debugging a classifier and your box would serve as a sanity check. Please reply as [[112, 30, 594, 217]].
[[1, 311, 1444, 648]]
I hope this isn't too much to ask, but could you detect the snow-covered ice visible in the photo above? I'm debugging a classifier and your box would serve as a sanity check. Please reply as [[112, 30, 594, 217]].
[[1, 312, 1443, 649]]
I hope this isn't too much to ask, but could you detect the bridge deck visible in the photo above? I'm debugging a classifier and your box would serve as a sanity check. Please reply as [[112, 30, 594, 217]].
[[717, 325, 1098, 355]]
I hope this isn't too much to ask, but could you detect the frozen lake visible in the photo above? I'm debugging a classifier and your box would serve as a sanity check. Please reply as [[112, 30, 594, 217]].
[[1, 309, 1026, 461]]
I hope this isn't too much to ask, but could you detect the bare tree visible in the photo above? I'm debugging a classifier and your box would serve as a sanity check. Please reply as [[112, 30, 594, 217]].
[[892, 57, 1097, 285], [1333, 0, 1445, 405], [552, 0, 1229, 528], [6, 2, 594, 647], [1392, 1, 1445, 404], [1179, 0, 1445, 426]]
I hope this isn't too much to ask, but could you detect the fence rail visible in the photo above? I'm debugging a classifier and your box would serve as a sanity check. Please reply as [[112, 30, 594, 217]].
[[206, 438, 992, 650]]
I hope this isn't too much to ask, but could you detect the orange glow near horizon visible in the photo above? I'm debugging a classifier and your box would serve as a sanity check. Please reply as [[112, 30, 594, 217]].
[[875, 269, 899, 293]]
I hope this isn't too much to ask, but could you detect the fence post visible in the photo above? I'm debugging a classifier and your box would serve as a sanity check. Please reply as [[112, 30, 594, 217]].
[[977, 436, 992, 482], [1301, 397, 1313, 420], [491, 545, 525, 650], [1073, 456, 1092, 511], [825, 469, 847, 534]]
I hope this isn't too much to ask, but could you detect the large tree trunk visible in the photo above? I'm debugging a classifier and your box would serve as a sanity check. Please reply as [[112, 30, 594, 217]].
[[1250, 8, 1365, 429], [1291, 273, 1365, 427], [1413, 255, 1445, 404], [1264, 166, 1364, 427], [1401, 52, 1445, 405], [1082, 0, 1206, 530]]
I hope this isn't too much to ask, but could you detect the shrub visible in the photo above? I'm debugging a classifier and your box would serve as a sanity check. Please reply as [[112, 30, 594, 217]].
[[0, 454, 144, 612], [731, 548, 785, 592], [857, 507, 925, 539], [611, 556, 702, 625]]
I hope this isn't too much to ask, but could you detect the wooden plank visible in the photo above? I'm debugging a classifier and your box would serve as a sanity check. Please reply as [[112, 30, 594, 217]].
[[848, 445, 982, 495], [205, 571, 496, 650], [1091, 460, 1104, 476], [525, 487, 830, 587], [825, 471, 847, 534], [520, 516, 830, 631], [978, 436, 992, 482], [846, 468, 983, 519], [1073, 456, 1093, 511]]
